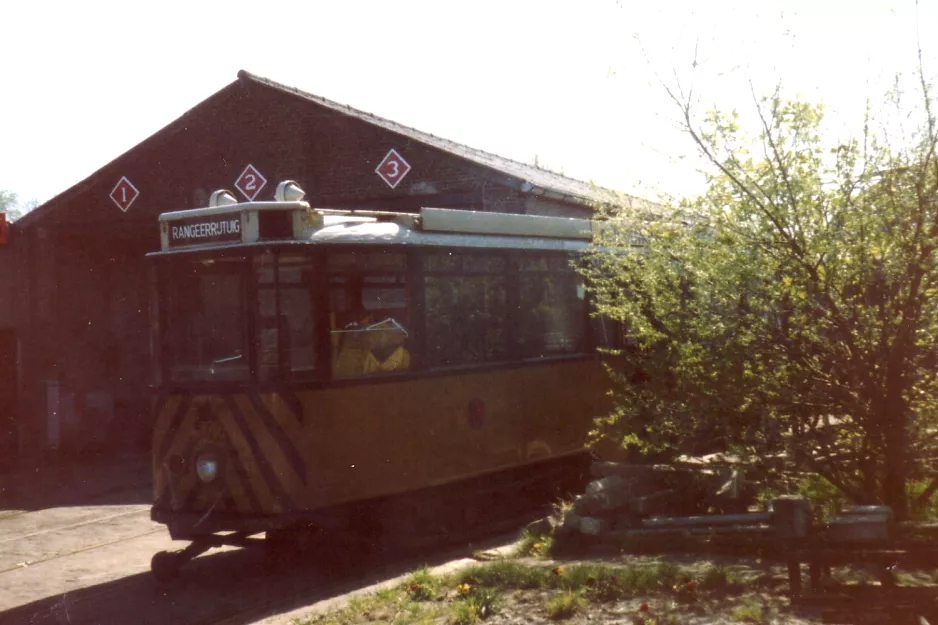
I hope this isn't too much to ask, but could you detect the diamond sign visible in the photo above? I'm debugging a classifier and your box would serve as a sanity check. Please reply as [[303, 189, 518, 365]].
[[235, 164, 267, 201], [375, 149, 411, 189], [110, 176, 139, 212]]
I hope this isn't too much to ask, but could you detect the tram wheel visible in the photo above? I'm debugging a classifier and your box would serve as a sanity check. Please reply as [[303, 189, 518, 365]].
[[151, 550, 182, 583]]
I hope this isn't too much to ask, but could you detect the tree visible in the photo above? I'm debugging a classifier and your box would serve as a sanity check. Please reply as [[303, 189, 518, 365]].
[[0, 190, 36, 222], [582, 71, 938, 519]]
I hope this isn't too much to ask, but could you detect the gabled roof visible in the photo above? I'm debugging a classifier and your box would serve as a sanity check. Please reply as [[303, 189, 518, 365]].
[[17, 70, 652, 232], [237, 70, 636, 209]]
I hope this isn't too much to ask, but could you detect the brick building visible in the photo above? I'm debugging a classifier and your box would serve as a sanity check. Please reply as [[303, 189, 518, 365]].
[[0, 70, 644, 461]]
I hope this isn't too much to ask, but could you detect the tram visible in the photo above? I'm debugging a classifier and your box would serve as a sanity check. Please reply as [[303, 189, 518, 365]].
[[147, 181, 613, 580]]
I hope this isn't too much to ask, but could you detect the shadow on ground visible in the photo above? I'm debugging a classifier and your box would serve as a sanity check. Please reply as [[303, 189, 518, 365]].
[[0, 453, 151, 512], [0, 531, 507, 625]]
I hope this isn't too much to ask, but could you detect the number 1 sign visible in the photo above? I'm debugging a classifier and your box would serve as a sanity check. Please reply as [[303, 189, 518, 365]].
[[235, 164, 267, 201], [110, 176, 140, 212]]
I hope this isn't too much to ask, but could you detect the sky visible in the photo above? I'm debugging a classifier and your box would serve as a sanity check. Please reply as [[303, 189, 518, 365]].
[[1, 0, 936, 210]]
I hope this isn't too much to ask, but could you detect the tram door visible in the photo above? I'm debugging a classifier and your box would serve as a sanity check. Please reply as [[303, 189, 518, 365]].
[[0, 329, 17, 465]]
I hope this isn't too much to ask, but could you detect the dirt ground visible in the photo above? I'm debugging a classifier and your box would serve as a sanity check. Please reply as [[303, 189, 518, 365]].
[[4, 457, 938, 625], [0, 456, 520, 625]]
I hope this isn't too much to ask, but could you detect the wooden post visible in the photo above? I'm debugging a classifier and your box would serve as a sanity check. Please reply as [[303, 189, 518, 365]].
[[788, 559, 802, 595], [773, 496, 812, 595]]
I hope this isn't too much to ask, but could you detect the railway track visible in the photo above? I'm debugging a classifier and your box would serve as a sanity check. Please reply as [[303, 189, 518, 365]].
[[0, 507, 536, 625], [0, 527, 163, 575], [0, 467, 560, 625], [197, 522, 529, 625]]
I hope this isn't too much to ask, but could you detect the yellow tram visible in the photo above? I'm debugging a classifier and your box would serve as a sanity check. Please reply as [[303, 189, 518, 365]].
[[148, 182, 612, 580]]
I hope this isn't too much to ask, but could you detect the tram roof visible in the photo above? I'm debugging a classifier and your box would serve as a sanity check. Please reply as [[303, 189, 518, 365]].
[[150, 202, 604, 257], [150, 222, 594, 257]]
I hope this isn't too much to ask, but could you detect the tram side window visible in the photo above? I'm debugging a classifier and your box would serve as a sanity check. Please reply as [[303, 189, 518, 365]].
[[591, 314, 625, 351], [328, 251, 411, 379], [165, 258, 248, 382], [517, 254, 588, 358], [254, 254, 317, 382], [423, 252, 509, 368]]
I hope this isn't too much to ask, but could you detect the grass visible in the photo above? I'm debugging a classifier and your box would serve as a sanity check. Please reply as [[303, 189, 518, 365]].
[[545, 590, 586, 620], [402, 567, 441, 601], [449, 586, 500, 625], [454, 560, 683, 595], [455, 561, 549, 589], [699, 563, 734, 589], [298, 558, 771, 625], [515, 528, 554, 557], [729, 596, 767, 623]]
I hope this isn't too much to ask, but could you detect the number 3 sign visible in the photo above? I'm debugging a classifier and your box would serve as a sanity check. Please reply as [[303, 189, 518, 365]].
[[375, 149, 412, 189], [235, 164, 267, 201]]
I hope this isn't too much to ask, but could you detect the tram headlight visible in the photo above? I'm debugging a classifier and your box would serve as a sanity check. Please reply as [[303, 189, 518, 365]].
[[195, 452, 220, 483]]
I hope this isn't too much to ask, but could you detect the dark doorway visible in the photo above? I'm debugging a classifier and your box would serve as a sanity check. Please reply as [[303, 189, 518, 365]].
[[0, 328, 18, 467]]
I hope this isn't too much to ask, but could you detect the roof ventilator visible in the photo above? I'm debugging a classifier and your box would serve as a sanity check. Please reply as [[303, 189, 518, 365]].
[[275, 180, 306, 202], [208, 190, 238, 208]]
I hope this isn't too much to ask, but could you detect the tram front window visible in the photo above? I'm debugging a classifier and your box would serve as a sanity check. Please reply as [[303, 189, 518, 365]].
[[165, 257, 248, 382]]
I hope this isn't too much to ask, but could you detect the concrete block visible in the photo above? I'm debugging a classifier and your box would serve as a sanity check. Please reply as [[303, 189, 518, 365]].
[[562, 511, 581, 530], [573, 494, 602, 516], [772, 496, 812, 539], [579, 516, 607, 535], [630, 489, 679, 517], [826, 514, 891, 542], [586, 475, 626, 495], [525, 517, 553, 536]]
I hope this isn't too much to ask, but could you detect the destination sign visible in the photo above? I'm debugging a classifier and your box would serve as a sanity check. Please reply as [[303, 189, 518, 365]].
[[168, 215, 242, 248]]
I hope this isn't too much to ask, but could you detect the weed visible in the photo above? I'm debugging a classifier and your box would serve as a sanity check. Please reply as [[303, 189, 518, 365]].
[[907, 478, 938, 522], [456, 561, 548, 589], [585, 572, 626, 602], [516, 528, 553, 557], [449, 585, 500, 625], [296, 587, 403, 625], [631, 611, 681, 625], [730, 596, 767, 623], [396, 600, 436, 625], [552, 498, 574, 517], [545, 590, 586, 620], [556, 564, 623, 601], [450, 599, 481, 625], [471, 586, 500, 615], [403, 567, 440, 601], [614, 562, 681, 594], [699, 564, 734, 589], [374, 586, 399, 603], [456, 561, 694, 599]]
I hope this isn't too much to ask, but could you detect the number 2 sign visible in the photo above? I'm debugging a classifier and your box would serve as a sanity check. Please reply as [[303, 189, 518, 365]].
[[235, 164, 267, 201]]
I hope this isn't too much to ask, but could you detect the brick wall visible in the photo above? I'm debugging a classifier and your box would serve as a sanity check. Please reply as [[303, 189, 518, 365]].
[[11, 78, 590, 456], [49, 82, 574, 232]]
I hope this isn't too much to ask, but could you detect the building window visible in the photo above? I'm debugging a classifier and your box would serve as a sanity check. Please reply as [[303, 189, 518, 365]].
[[423, 251, 508, 368]]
